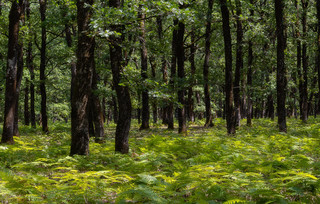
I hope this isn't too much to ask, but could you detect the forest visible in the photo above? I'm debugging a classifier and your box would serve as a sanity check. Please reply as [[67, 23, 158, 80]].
[[1, 0, 320, 203]]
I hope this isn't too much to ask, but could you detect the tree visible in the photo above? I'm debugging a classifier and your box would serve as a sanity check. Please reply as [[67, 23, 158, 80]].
[[275, 0, 287, 132], [220, 0, 235, 134], [109, 0, 132, 154], [167, 19, 178, 130], [70, 0, 94, 156], [177, 18, 187, 134], [39, 0, 48, 133], [317, 0, 320, 113], [247, 0, 254, 127], [26, 0, 36, 128], [234, 0, 243, 127], [139, 1, 150, 130], [2, 0, 25, 144], [203, 0, 214, 128]]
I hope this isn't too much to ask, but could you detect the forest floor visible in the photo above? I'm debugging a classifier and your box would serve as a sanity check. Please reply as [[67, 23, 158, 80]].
[[1, 118, 320, 203]]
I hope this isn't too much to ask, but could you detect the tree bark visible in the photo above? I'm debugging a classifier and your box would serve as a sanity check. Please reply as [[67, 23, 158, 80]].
[[26, 0, 36, 128], [247, 0, 254, 127], [70, 0, 94, 156], [301, 0, 309, 122], [317, 0, 320, 114], [275, 0, 287, 132], [234, 0, 243, 127], [2, 0, 25, 144], [109, 0, 132, 154], [24, 78, 30, 126], [203, 0, 214, 127], [177, 19, 187, 134], [139, 2, 150, 130], [187, 28, 196, 123], [91, 68, 105, 143], [39, 0, 48, 133], [168, 19, 178, 130], [220, 0, 235, 134], [150, 57, 158, 124]]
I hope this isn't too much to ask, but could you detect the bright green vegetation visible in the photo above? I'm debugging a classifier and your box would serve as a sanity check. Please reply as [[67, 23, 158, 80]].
[[1, 118, 320, 203]]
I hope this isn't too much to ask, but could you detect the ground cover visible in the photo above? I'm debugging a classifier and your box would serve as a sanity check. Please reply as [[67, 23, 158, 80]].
[[1, 118, 320, 203]]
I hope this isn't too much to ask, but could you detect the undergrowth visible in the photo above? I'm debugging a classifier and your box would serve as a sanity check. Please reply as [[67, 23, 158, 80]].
[[1, 118, 320, 203]]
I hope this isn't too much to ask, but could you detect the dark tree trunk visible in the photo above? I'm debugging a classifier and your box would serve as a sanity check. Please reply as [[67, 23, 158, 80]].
[[247, 0, 254, 127], [234, 0, 243, 127], [24, 79, 30, 126], [70, 0, 94, 156], [220, 0, 235, 134], [177, 20, 187, 134], [275, 0, 287, 132], [168, 20, 178, 130], [150, 57, 158, 124], [39, 0, 48, 133], [139, 3, 150, 130], [2, 0, 25, 144], [203, 0, 214, 127], [91, 68, 105, 143], [301, 0, 309, 122], [157, 16, 169, 124], [187, 29, 196, 123], [26, 0, 35, 128], [317, 0, 320, 114], [112, 85, 118, 124], [109, 0, 132, 154]]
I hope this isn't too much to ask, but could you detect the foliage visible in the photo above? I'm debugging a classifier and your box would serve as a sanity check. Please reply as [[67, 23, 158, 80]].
[[1, 118, 320, 203]]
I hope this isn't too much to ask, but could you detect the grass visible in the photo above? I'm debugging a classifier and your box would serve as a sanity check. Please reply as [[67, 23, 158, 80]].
[[0, 118, 320, 203]]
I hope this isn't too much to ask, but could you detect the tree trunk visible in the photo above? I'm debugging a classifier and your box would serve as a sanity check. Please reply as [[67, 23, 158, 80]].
[[150, 57, 158, 124], [157, 16, 169, 124], [177, 19, 187, 134], [220, 0, 235, 134], [70, 0, 94, 156], [203, 0, 214, 127], [275, 0, 287, 132], [109, 0, 132, 154], [39, 0, 49, 133], [247, 0, 254, 127], [91, 68, 105, 143], [234, 0, 243, 127], [24, 79, 30, 126], [27, 0, 35, 128], [2, 0, 25, 144], [301, 0, 309, 122], [317, 0, 320, 115], [187, 29, 196, 123], [139, 2, 150, 130], [111, 85, 118, 123], [168, 19, 178, 130]]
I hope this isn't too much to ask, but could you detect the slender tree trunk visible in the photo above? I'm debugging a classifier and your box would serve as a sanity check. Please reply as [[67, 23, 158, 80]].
[[109, 0, 132, 154], [70, 0, 94, 156], [157, 17, 169, 124], [301, 0, 309, 122], [247, 0, 254, 126], [24, 78, 30, 126], [139, 2, 150, 130], [168, 20, 178, 130], [177, 19, 187, 134], [203, 0, 214, 127], [91, 68, 105, 143], [26, 0, 36, 128], [220, 0, 235, 134], [2, 0, 25, 144], [275, 0, 287, 132], [188, 29, 196, 123], [150, 57, 158, 124], [26, 0, 35, 128], [234, 0, 243, 127], [317, 0, 320, 114], [112, 86, 118, 124], [39, 0, 48, 133]]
